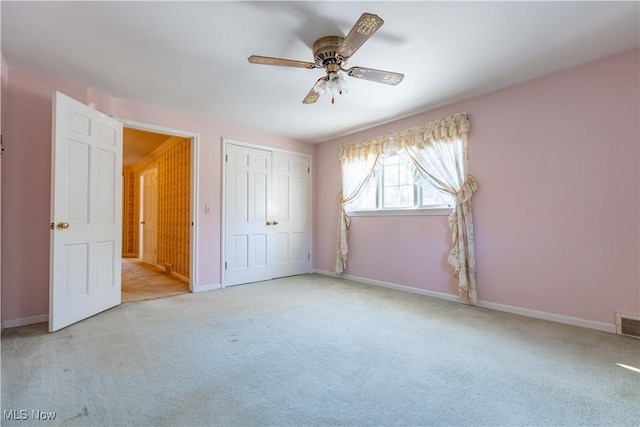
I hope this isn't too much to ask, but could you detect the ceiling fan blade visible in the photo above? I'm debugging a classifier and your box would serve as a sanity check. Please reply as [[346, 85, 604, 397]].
[[337, 13, 384, 60], [347, 67, 404, 86], [302, 78, 324, 104], [248, 55, 316, 69]]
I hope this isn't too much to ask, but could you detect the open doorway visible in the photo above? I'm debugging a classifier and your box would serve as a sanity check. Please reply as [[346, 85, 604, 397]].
[[121, 126, 193, 302]]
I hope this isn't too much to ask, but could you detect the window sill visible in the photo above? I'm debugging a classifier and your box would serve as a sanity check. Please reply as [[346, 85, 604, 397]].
[[347, 207, 452, 217]]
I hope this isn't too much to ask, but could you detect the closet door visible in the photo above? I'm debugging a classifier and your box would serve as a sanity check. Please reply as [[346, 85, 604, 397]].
[[224, 144, 274, 286], [224, 143, 311, 286], [272, 152, 310, 278]]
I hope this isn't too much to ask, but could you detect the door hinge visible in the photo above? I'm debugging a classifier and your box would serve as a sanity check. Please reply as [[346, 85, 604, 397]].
[[225, 154, 228, 162], [307, 166, 310, 173], [308, 253, 310, 260], [224, 261, 227, 270]]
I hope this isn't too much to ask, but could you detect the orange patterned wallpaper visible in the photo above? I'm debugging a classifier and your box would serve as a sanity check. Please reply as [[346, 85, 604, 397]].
[[156, 138, 190, 279], [122, 170, 138, 256], [123, 137, 191, 279]]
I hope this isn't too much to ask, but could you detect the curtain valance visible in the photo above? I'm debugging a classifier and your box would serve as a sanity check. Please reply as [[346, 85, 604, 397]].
[[339, 112, 470, 162]]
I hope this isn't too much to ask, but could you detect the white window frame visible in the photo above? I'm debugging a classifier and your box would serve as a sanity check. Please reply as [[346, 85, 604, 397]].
[[346, 150, 454, 217]]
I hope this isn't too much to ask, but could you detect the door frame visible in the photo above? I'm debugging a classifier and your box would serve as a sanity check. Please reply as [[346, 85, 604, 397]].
[[221, 138, 312, 287], [118, 118, 200, 292]]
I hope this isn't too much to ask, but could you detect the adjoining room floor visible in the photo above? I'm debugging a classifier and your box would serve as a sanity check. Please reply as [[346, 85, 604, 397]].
[[121, 258, 189, 302]]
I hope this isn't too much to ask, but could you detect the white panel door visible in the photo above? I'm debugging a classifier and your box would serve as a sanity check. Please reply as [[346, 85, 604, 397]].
[[225, 144, 274, 286], [49, 92, 123, 332], [272, 152, 310, 278], [141, 168, 158, 266]]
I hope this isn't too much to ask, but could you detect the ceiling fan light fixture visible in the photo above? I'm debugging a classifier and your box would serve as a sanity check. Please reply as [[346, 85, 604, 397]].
[[248, 12, 404, 105], [314, 71, 349, 104]]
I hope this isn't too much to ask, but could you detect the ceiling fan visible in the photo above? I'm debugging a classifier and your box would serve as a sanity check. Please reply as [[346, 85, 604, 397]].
[[248, 13, 404, 104]]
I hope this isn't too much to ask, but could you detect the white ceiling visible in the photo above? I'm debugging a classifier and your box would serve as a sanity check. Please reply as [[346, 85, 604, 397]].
[[2, 1, 638, 143]]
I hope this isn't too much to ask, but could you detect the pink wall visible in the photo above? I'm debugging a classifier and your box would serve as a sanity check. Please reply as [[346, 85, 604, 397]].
[[1, 67, 314, 322], [315, 49, 640, 326], [2, 69, 88, 322]]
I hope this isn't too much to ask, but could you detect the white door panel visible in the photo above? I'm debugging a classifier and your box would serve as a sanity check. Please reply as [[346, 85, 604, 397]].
[[225, 145, 274, 286], [50, 92, 122, 332], [271, 152, 310, 278], [142, 168, 158, 265]]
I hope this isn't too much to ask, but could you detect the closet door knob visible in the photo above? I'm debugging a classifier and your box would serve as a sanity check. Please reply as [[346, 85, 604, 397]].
[[266, 221, 273, 226]]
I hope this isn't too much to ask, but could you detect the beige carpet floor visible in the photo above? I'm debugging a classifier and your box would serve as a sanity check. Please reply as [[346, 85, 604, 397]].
[[121, 258, 189, 302], [1, 274, 639, 426]]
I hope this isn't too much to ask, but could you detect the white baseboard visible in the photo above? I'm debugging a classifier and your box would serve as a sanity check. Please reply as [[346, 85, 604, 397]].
[[476, 300, 615, 333], [3, 314, 48, 329], [193, 283, 221, 293], [312, 269, 336, 277], [314, 269, 460, 303], [312, 270, 616, 333]]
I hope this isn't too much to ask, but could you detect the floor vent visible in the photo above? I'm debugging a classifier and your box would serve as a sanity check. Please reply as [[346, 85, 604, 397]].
[[616, 313, 640, 339]]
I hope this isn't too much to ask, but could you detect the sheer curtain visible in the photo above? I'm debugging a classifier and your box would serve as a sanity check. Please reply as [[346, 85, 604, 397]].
[[402, 113, 477, 303], [335, 140, 383, 274], [336, 113, 479, 304]]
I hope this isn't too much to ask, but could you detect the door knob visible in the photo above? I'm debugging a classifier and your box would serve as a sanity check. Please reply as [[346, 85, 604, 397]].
[[57, 222, 70, 230], [266, 221, 273, 226], [273, 221, 279, 225]]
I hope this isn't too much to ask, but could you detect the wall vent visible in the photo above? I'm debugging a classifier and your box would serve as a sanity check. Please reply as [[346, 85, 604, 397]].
[[616, 313, 640, 339]]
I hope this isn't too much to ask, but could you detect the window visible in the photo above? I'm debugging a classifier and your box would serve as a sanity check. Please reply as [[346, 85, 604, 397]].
[[346, 150, 454, 214]]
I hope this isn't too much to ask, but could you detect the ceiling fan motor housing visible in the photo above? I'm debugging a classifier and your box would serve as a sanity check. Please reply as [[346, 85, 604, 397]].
[[313, 36, 344, 67]]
